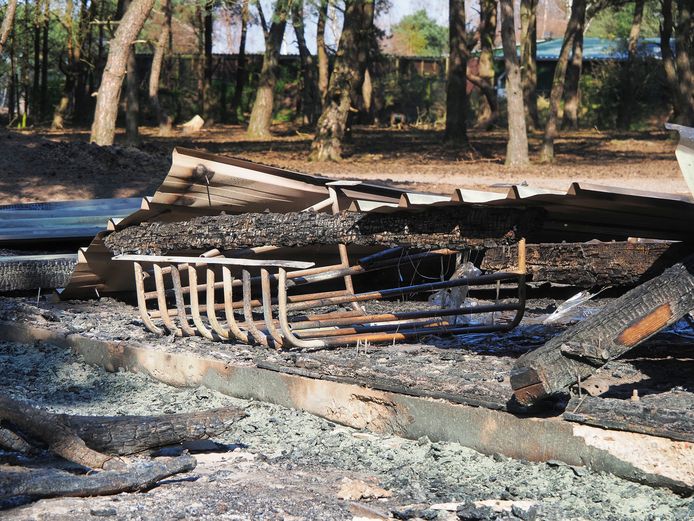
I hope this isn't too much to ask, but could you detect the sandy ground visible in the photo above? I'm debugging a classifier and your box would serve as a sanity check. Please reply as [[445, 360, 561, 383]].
[[2, 339, 693, 520], [0, 125, 690, 205]]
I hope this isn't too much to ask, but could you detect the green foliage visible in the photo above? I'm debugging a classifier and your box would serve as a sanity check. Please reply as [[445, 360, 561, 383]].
[[390, 9, 447, 57], [586, 0, 661, 39]]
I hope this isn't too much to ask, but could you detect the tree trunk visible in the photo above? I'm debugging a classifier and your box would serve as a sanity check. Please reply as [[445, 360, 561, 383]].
[[500, 0, 529, 165], [539, 0, 586, 163], [292, 0, 319, 125], [204, 0, 213, 119], [40, 0, 48, 117], [230, 0, 249, 123], [148, 0, 172, 135], [562, 27, 584, 129], [444, 0, 469, 144], [125, 0, 140, 145], [90, 0, 155, 145], [476, 0, 498, 128], [32, 0, 41, 121], [511, 254, 694, 405], [0, 0, 17, 55], [520, 0, 539, 130], [616, 0, 645, 129], [246, 0, 290, 138], [673, 0, 694, 123], [309, 0, 374, 161], [104, 206, 541, 254], [661, 0, 681, 118], [316, 0, 329, 106]]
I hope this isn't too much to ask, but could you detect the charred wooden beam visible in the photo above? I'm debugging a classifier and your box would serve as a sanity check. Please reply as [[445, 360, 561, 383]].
[[482, 241, 694, 287], [0, 254, 77, 292], [0, 455, 196, 501], [65, 407, 246, 455], [104, 207, 544, 254], [511, 254, 694, 405]]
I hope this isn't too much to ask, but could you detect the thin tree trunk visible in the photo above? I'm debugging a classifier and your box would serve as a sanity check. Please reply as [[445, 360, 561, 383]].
[[90, 0, 155, 145], [316, 0, 329, 106], [204, 0, 213, 119], [673, 0, 694, 123], [32, 0, 41, 121], [616, 0, 645, 129], [309, 0, 374, 161], [230, 0, 249, 123], [445, 0, 469, 143], [0, 0, 17, 55], [539, 0, 586, 163], [148, 0, 171, 134], [562, 27, 584, 129], [246, 0, 290, 138], [500, 0, 529, 165], [40, 0, 48, 117], [8, 29, 16, 120], [125, 43, 139, 144], [520, 0, 539, 130], [73, 0, 91, 122], [476, 0, 498, 128], [292, 0, 319, 125]]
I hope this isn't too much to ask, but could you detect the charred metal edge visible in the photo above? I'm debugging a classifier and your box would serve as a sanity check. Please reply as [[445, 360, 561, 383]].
[[1, 321, 692, 494]]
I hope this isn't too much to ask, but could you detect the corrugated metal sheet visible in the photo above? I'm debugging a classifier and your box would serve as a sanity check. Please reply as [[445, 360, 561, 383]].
[[61, 147, 694, 297]]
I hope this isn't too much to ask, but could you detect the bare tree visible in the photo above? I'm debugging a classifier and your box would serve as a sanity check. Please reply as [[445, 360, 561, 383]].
[[476, 0, 497, 128], [316, 0, 329, 106], [246, 0, 291, 138], [292, 0, 319, 124], [562, 23, 584, 129], [445, 0, 469, 144], [309, 0, 374, 161], [520, 0, 539, 129], [616, 0, 645, 129], [231, 0, 249, 123], [149, 0, 172, 135], [500, 0, 529, 165], [539, 0, 586, 162], [0, 0, 17, 55], [90, 0, 155, 146], [661, 0, 694, 124]]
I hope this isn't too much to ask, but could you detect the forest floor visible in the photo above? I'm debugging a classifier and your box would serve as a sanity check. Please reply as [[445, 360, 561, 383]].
[[0, 124, 690, 204]]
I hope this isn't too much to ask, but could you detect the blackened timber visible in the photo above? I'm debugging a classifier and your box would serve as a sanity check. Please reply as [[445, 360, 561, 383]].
[[511, 254, 694, 405], [105, 207, 543, 254], [482, 241, 693, 287], [65, 407, 247, 455]]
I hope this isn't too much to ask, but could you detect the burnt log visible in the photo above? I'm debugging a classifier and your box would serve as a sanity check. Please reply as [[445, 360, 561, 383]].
[[105, 207, 543, 255], [0, 394, 245, 467], [64, 407, 246, 455], [511, 254, 694, 405], [0, 454, 196, 500], [0, 255, 77, 292], [482, 241, 693, 287]]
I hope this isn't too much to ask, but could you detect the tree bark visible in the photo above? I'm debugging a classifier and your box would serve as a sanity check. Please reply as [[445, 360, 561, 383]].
[[481, 241, 693, 288], [230, 0, 249, 123], [148, 0, 172, 135], [203, 0, 213, 118], [476, 0, 498, 128], [500, 0, 529, 165], [292, 0, 319, 125], [125, 34, 140, 144], [511, 254, 694, 405], [0, 0, 17, 55], [444, 0, 469, 144], [104, 206, 542, 254], [246, 0, 290, 138], [40, 0, 48, 117], [316, 0, 329, 106], [616, 0, 644, 129], [90, 0, 155, 146], [672, 0, 694, 123], [309, 0, 374, 161], [539, 0, 586, 162], [562, 26, 584, 129], [520, 0, 539, 130], [32, 0, 41, 120]]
